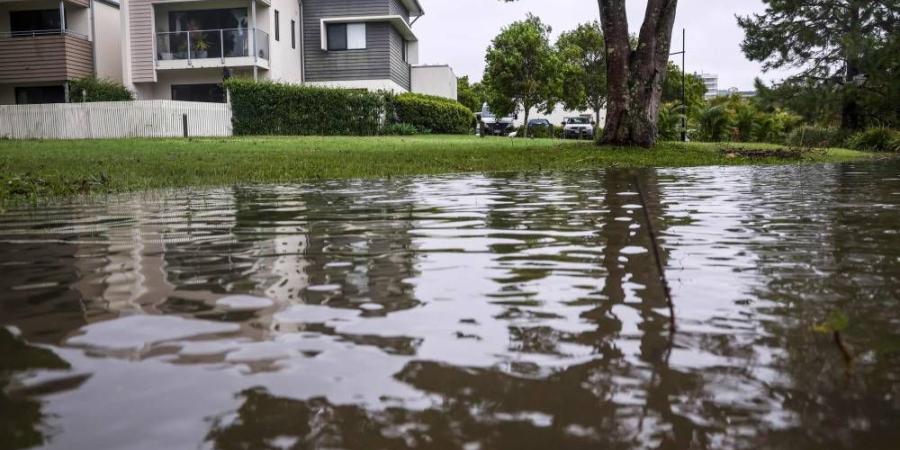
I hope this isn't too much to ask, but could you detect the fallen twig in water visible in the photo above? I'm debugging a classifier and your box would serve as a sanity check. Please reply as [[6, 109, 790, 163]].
[[633, 175, 676, 332]]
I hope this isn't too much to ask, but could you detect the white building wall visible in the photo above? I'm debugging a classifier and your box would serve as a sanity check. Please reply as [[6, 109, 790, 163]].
[[264, 0, 302, 83], [410, 65, 456, 100], [94, 1, 123, 82], [305, 79, 408, 93]]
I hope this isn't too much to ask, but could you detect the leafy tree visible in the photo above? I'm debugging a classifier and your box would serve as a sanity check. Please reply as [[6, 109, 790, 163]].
[[501, 0, 681, 147], [662, 63, 706, 111], [483, 14, 560, 137], [457, 76, 487, 113], [556, 22, 607, 125], [752, 77, 843, 126], [738, 1, 900, 130]]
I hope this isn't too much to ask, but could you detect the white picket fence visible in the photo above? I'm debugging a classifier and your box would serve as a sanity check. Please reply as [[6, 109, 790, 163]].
[[0, 100, 233, 139]]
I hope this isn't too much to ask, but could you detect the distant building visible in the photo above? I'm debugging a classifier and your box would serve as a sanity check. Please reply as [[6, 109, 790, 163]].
[[717, 87, 756, 98], [700, 73, 718, 99]]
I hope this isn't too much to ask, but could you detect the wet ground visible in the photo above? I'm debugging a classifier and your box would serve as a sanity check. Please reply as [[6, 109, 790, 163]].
[[1, 161, 899, 449]]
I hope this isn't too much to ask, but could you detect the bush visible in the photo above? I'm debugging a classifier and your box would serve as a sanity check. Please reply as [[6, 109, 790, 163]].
[[391, 93, 473, 134], [658, 102, 684, 141], [225, 79, 386, 135], [786, 126, 847, 148], [381, 123, 418, 136], [69, 77, 133, 102], [846, 128, 900, 152]]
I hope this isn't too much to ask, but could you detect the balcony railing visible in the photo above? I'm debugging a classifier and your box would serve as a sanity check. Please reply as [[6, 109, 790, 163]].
[[155, 28, 269, 63], [0, 29, 89, 39]]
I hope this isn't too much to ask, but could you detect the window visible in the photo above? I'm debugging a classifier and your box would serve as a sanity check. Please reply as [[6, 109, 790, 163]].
[[402, 42, 407, 62], [171, 84, 226, 103], [326, 23, 365, 51], [274, 10, 279, 41], [10, 10, 62, 36], [291, 19, 296, 49], [15, 86, 65, 104]]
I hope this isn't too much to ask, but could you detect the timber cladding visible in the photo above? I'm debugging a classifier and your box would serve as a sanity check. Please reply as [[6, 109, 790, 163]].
[[0, 35, 93, 83], [127, 0, 156, 83]]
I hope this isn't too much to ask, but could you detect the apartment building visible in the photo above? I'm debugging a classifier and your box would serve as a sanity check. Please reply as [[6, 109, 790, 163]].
[[119, 0, 456, 103], [700, 73, 718, 99], [0, 0, 123, 104]]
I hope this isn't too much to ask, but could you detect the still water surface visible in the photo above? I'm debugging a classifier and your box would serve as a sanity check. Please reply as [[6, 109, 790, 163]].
[[1, 162, 899, 449]]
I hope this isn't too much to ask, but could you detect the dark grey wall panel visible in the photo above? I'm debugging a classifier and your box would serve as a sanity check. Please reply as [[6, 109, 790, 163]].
[[388, 27, 410, 89], [303, 0, 411, 87]]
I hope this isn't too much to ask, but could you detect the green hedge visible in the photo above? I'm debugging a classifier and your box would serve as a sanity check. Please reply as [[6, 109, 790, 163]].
[[391, 93, 473, 134], [69, 77, 133, 102], [225, 79, 386, 135]]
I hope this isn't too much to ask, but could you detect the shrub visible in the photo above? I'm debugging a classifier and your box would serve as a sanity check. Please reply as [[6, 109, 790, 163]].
[[225, 79, 386, 135], [391, 93, 473, 134], [786, 126, 847, 148], [846, 128, 900, 152], [697, 104, 732, 142], [69, 77, 133, 102], [658, 102, 684, 141], [381, 123, 418, 136]]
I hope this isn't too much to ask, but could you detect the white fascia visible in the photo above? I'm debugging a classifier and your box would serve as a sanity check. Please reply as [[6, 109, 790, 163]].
[[319, 15, 417, 51]]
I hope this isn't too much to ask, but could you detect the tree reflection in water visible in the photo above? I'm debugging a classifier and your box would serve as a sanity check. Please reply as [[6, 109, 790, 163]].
[[0, 163, 898, 450]]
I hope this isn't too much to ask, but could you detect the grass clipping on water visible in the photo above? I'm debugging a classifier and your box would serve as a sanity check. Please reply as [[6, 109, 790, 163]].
[[0, 135, 875, 203]]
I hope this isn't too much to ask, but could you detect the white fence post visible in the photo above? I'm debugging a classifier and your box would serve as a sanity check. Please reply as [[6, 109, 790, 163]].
[[0, 100, 233, 139]]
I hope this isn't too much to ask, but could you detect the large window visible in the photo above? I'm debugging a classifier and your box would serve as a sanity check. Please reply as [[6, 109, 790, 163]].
[[9, 10, 62, 36], [171, 84, 226, 103], [326, 23, 365, 51], [15, 86, 65, 105]]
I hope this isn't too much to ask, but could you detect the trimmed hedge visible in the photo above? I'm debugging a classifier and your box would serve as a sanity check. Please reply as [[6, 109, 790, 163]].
[[391, 93, 473, 134], [226, 79, 386, 135], [69, 76, 133, 102]]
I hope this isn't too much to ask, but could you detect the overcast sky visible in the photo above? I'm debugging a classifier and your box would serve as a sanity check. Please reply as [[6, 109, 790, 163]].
[[413, 0, 793, 90]]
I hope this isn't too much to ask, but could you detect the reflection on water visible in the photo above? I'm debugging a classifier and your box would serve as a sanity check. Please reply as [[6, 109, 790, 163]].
[[1, 162, 899, 449]]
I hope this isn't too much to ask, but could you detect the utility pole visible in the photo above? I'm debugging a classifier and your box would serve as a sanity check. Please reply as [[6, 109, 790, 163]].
[[670, 28, 687, 142]]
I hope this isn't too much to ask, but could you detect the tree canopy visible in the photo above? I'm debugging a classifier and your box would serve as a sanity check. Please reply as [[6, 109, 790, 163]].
[[738, 0, 900, 129], [556, 22, 607, 125], [457, 76, 487, 113], [483, 14, 560, 137]]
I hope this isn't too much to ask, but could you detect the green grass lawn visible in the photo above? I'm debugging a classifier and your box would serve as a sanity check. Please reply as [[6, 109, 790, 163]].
[[0, 135, 875, 203]]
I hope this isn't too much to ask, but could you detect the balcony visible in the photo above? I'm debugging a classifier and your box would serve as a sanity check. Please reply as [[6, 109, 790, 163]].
[[0, 29, 93, 83], [155, 28, 270, 71]]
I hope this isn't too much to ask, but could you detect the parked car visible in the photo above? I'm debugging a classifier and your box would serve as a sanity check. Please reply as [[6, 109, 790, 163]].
[[478, 103, 516, 136], [527, 118, 552, 129], [562, 116, 595, 139]]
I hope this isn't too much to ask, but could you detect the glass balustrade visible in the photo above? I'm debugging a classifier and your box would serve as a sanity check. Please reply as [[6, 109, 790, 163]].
[[155, 28, 268, 62]]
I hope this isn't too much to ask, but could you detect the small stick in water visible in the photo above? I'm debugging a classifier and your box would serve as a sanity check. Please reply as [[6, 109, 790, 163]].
[[633, 175, 676, 332]]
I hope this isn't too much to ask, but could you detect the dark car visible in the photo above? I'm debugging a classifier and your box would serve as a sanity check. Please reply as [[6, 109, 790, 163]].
[[527, 118, 552, 129]]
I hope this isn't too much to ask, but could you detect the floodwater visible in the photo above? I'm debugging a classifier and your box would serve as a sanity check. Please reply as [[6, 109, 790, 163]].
[[1, 161, 899, 450]]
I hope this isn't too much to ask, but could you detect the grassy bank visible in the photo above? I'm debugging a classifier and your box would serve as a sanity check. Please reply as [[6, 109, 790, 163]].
[[0, 135, 874, 203]]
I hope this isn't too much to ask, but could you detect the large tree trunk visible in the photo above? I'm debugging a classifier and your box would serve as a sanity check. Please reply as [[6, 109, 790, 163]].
[[841, 62, 864, 131], [597, 0, 679, 148], [522, 103, 531, 138]]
